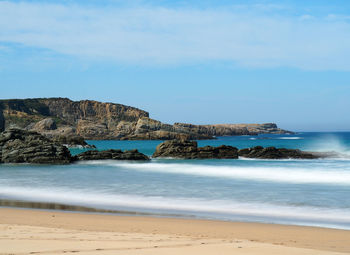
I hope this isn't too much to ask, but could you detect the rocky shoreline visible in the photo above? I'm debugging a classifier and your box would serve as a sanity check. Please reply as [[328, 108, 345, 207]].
[[0, 129, 72, 164], [0, 129, 149, 164], [0, 129, 331, 164], [152, 140, 322, 159]]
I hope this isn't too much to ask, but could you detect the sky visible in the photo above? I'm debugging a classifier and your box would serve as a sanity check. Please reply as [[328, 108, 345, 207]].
[[0, 0, 350, 131]]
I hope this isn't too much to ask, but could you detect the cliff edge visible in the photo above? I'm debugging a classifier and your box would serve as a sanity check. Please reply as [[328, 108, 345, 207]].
[[0, 98, 293, 140]]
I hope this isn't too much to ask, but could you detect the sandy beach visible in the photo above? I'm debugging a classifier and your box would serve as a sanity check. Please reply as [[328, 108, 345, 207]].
[[0, 208, 350, 255]]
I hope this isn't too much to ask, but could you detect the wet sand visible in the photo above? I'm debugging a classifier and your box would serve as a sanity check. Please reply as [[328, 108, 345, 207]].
[[1, 208, 350, 255]]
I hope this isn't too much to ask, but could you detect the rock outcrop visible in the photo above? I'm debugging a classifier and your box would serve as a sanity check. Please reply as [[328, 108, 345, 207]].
[[0, 110, 4, 132], [52, 135, 96, 148], [76, 149, 150, 161], [0, 129, 72, 164], [0, 129, 149, 164], [32, 118, 57, 131], [25, 118, 93, 148], [173, 123, 293, 136], [153, 140, 322, 159], [237, 146, 319, 159], [152, 140, 239, 159], [0, 98, 293, 140]]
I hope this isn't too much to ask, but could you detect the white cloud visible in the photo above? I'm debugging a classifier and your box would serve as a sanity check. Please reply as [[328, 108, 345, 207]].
[[0, 1, 350, 70]]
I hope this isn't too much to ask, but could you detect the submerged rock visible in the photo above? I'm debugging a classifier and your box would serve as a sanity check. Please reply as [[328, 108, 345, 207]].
[[76, 149, 150, 161], [0, 129, 72, 164], [153, 140, 323, 159], [152, 140, 239, 159]]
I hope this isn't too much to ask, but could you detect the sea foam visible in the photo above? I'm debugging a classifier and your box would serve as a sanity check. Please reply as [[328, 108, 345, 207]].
[[81, 161, 350, 186], [1, 185, 350, 229]]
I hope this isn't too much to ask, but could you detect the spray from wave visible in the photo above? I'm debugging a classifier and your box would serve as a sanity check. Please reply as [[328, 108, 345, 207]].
[[305, 134, 350, 157]]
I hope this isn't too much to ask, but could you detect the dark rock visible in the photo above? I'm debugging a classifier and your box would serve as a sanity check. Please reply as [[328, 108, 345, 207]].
[[0, 110, 4, 132], [152, 140, 239, 159], [153, 140, 323, 159], [0, 129, 72, 164], [238, 146, 319, 159], [197, 145, 239, 159], [76, 149, 150, 161]]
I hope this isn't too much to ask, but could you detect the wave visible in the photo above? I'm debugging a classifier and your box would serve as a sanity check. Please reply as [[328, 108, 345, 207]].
[[1, 186, 350, 229], [81, 161, 350, 186], [306, 134, 350, 156], [249, 137, 303, 140], [279, 137, 304, 140]]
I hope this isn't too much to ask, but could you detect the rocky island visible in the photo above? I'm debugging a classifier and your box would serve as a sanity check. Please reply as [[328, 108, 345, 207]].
[[0, 98, 293, 144]]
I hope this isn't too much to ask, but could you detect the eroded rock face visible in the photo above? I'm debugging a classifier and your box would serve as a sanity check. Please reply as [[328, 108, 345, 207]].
[[76, 149, 149, 161], [152, 140, 239, 159], [0, 98, 293, 140], [237, 146, 319, 159], [25, 118, 91, 148], [0, 129, 72, 164], [0, 110, 4, 132], [32, 118, 57, 131]]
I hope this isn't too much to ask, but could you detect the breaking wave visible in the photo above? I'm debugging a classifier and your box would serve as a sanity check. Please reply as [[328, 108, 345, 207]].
[[81, 161, 350, 186], [1, 185, 350, 229]]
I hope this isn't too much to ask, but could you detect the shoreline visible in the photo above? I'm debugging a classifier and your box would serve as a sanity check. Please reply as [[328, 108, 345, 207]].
[[1, 207, 350, 254], [0, 199, 188, 218], [2, 199, 349, 231]]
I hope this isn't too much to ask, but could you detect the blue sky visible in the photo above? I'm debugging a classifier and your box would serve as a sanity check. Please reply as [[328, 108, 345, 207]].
[[0, 0, 350, 131]]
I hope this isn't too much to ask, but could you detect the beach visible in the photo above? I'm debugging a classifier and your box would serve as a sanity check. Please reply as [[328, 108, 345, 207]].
[[1, 208, 350, 255], [1, 0, 349, 253], [1, 133, 350, 254]]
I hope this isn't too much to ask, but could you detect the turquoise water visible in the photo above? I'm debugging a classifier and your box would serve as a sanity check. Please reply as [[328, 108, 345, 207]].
[[1, 132, 350, 229]]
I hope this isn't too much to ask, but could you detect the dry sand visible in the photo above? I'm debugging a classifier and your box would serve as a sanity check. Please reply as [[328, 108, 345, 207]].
[[1, 208, 350, 255]]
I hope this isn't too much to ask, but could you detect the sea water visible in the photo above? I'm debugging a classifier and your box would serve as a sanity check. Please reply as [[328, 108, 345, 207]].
[[1, 132, 350, 229]]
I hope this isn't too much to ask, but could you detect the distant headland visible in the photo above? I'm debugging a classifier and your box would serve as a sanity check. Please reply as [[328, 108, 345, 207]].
[[0, 98, 293, 142]]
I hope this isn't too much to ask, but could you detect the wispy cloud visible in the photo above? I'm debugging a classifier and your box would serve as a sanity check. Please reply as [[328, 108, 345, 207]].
[[0, 1, 350, 70]]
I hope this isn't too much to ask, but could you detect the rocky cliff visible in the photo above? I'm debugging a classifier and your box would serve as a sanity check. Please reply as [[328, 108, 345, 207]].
[[0, 109, 4, 132], [0, 98, 293, 140]]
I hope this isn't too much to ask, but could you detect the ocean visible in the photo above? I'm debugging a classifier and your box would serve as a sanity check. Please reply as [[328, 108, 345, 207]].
[[1, 132, 350, 229]]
